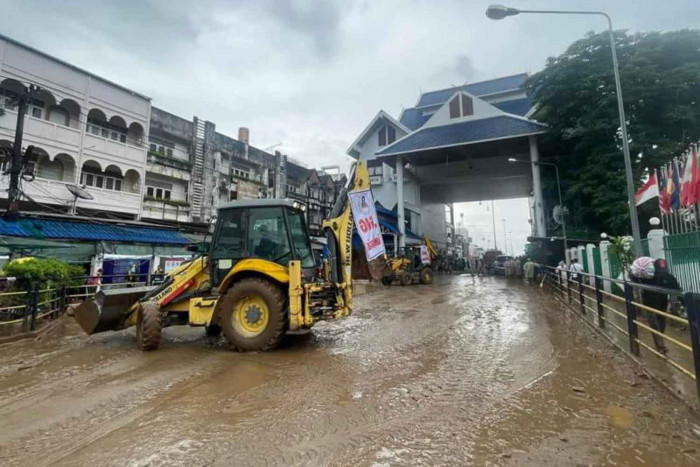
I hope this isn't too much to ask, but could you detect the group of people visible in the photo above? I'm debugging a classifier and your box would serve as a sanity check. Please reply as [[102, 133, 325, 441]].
[[554, 255, 682, 355]]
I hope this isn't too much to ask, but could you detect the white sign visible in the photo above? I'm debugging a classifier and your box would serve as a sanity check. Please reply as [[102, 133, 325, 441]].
[[348, 189, 385, 261], [420, 245, 430, 265], [164, 258, 185, 272]]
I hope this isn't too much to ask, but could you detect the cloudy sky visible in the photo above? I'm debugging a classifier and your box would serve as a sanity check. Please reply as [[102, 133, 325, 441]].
[[2, 0, 697, 254]]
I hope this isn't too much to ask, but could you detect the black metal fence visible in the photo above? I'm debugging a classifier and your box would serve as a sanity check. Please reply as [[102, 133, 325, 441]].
[[0, 274, 166, 334], [540, 265, 700, 406]]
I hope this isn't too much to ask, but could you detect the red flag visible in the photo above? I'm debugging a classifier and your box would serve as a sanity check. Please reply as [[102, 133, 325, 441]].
[[680, 149, 694, 206], [634, 172, 659, 206], [692, 145, 700, 205]]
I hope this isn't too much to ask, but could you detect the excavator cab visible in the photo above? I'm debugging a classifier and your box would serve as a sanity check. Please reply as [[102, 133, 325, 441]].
[[74, 162, 373, 352]]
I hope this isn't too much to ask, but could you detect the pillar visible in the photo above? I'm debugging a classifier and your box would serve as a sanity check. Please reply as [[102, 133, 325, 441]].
[[396, 155, 405, 249], [647, 229, 666, 260], [529, 135, 546, 238]]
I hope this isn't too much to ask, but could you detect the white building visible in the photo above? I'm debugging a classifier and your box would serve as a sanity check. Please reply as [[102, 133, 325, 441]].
[[0, 34, 150, 219], [347, 74, 546, 250]]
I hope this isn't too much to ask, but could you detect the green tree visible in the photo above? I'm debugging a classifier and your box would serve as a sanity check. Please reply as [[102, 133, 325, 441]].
[[527, 29, 700, 236]]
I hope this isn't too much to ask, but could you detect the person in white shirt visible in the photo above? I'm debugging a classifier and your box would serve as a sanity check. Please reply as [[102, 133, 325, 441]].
[[569, 258, 584, 281], [556, 261, 566, 285]]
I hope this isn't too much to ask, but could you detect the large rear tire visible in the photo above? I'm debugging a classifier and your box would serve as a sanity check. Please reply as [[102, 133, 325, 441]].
[[218, 277, 286, 351], [419, 267, 434, 285], [400, 272, 412, 286], [136, 301, 162, 351]]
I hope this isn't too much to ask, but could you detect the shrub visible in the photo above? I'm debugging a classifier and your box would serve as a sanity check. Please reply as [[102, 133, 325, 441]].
[[2, 257, 85, 290]]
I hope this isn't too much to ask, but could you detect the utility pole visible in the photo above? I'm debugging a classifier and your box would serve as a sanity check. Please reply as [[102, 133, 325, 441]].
[[502, 219, 507, 255], [6, 85, 38, 216], [491, 200, 497, 250]]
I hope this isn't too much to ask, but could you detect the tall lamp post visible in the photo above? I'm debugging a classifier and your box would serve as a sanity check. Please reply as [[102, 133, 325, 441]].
[[509, 157, 568, 263], [487, 5, 642, 256]]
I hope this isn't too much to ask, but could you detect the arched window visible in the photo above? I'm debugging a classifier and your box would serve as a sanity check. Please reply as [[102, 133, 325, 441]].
[[48, 106, 69, 126]]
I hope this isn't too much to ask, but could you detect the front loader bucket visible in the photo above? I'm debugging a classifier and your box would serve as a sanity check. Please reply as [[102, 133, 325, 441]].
[[73, 286, 154, 335]]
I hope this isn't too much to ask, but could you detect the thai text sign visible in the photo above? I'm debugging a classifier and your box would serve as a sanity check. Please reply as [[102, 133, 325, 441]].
[[348, 189, 385, 261]]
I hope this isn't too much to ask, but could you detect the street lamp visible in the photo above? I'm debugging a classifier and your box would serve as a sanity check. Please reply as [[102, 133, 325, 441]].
[[509, 157, 568, 264], [489, 5, 642, 257]]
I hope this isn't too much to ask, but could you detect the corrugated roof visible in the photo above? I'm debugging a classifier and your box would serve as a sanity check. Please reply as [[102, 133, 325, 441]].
[[0, 217, 190, 245], [492, 97, 533, 116], [376, 116, 546, 156], [416, 73, 528, 107]]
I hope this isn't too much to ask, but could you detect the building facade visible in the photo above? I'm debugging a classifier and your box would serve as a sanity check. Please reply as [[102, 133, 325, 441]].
[[0, 34, 150, 219], [0, 34, 343, 234]]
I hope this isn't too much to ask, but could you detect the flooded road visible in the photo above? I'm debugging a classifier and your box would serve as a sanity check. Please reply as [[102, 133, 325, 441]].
[[1, 274, 699, 466]]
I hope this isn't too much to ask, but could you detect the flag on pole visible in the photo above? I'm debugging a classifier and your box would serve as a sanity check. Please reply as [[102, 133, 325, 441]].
[[658, 165, 670, 214], [692, 144, 700, 205], [681, 150, 695, 206], [634, 172, 659, 206], [669, 160, 681, 211]]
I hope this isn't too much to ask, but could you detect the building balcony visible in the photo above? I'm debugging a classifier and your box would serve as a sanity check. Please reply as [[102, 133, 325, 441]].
[[82, 133, 146, 170], [0, 175, 142, 217], [147, 150, 193, 172], [0, 110, 81, 154], [142, 197, 191, 223]]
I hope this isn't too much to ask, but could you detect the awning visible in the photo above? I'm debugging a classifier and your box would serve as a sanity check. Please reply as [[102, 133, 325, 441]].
[[379, 219, 399, 234], [0, 217, 191, 245], [0, 236, 75, 253]]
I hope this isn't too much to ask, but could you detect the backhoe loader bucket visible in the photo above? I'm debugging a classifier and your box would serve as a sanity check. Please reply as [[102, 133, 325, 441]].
[[73, 286, 154, 335]]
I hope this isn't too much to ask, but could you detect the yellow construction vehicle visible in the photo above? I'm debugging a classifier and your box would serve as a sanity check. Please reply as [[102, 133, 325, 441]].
[[74, 162, 378, 351], [381, 245, 434, 286]]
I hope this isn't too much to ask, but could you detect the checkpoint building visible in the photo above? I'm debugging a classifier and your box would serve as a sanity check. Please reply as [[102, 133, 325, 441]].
[[347, 73, 547, 250]]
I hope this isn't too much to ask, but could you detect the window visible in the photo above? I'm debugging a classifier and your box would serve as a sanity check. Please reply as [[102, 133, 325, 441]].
[[248, 207, 291, 264], [211, 208, 247, 283], [155, 188, 163, 199], [378, 126, 387, 146], [288, 210, 315, 268], [147, 187, 154, 197], [387, 126, 396, 145], [166, 148, 173, 157], [95, 175, 104, 188], [31, 106, 43, 119], [81, 171, 123, 191], [114, 179, 122, 191], [461, 95, 473, 117], [150, 143, 157, 152], [450, 95, 474, 119], [85, 174, 94, 186], [106, 178, 114, 190], [449, 97, 460, 119]]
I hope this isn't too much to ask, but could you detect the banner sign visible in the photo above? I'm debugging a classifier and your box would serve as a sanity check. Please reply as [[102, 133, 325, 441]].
[[348, 189, 385, 261], [420, 245, 430, 264]]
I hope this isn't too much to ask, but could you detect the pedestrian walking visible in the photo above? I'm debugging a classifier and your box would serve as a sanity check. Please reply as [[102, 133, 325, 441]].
[[631, 258, 682, 355], [556, 260, 566, 285], [523, 259, 535, 283], [514, 258, 522, 277], [569, 258, 584, 282]]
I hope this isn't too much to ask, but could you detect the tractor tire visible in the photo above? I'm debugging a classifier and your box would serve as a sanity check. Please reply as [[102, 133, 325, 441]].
[[419, 267, 434, 285], [136, 301, 162, 351], [381, 276, 393, 286], [400, 272, 413, 286], [205, 324, 222, 337], [218, 277, 286, 351]]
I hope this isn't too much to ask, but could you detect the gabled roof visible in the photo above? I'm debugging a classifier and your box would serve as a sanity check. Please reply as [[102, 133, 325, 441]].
[[347, 110, 410, 158], [492, 97, 533, 117], [415, 73, 528, 108], [376, 115, 546, 157], [399, 108, 433, 131]]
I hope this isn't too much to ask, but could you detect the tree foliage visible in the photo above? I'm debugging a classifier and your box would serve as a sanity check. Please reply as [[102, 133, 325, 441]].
[[2, 257, 84, 290], [527, 29, 700, 235]]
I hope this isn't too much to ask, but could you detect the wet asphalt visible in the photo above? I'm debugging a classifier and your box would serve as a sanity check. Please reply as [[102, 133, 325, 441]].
[[0, 274, 699, 466]]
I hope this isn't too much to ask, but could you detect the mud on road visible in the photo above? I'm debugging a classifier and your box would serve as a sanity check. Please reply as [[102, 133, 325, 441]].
[[0, 275, 699, 466]]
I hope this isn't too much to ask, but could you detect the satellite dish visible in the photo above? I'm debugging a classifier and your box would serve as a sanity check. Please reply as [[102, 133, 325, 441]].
[[66, 184, 94, 200], [552, 205, 568, 225]]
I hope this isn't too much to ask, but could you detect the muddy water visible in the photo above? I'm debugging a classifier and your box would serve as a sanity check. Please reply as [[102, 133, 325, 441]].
[[0, 275, 698, 466]]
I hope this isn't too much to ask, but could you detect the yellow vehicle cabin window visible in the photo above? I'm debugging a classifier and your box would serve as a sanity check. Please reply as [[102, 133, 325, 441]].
[[212, 208, 246, 260], [248, 207, 291, 265], [287, 209, 315, 268]]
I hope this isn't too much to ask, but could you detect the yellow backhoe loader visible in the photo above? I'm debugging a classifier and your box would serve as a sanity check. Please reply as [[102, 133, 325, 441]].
[[74, 162, 380, 351]]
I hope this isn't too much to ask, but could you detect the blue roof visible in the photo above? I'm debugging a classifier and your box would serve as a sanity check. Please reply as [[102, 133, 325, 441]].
[[377, 116, 546, 156], [492, 97, 533, 116], [416, 74, 528, 107], [399, 108, 432, 131], [378, 219, 399, 234], [375, 202, 398, 219], [0, 217, 191, 245]]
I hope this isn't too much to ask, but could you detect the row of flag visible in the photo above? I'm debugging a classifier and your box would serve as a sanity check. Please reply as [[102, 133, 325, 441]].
[[634, 144, 700, 212]]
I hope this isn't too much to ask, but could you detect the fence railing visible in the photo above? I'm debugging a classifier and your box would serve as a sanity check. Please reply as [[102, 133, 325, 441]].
[[0, 274, 166, 334], [540, 265, 700, 406], [665, 231, 700, 294]]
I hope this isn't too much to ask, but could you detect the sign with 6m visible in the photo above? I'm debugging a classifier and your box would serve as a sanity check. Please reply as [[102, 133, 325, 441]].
[[348, 189, 385, 261]]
